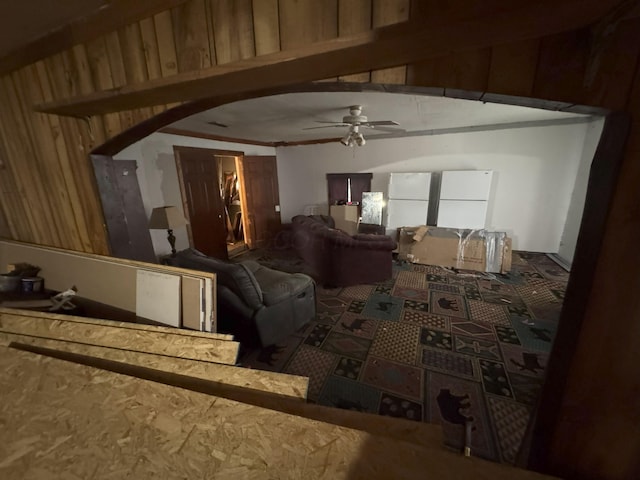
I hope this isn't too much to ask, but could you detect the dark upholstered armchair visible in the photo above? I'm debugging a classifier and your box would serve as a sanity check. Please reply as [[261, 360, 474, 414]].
[[168, 249, 316, 347]]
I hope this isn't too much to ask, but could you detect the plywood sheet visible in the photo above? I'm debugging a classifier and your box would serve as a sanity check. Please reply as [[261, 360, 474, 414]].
[[0, 347, 554, 479], [0, 311, 239, 365], [0, 308, 233, 341], [0, 333, 307, 400]]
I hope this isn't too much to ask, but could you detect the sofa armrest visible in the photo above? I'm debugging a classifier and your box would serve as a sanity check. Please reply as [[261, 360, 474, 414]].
[[241, 260, 314, 306]]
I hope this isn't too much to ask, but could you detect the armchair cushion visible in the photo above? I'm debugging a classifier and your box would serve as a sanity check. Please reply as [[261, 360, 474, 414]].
[[242, 260, 313, 306]]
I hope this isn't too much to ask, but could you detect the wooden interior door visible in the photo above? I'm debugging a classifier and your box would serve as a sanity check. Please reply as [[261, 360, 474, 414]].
[[237, 156, 281, 249], [91, 155, 156, 263], [174, 146, 228, 260]]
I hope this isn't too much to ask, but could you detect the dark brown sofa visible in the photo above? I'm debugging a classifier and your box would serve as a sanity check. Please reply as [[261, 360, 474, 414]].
[[291, 215, 397, 287]]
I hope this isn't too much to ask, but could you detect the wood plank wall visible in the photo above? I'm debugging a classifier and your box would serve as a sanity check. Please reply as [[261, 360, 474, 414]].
[[0, 2, 639, 476]]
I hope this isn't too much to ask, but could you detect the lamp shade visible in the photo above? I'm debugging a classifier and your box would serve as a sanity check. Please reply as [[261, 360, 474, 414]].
[[148, 206, 188, 230]]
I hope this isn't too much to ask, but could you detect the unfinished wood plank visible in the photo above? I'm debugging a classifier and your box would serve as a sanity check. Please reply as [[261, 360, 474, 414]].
[[581, 17, 640, 110], [407, 47, 492, 91], [14, 67, 83, 251], [252, 0, 280, 55], [533, 29, 591, 104], [153, 10, 180, 77], [338, 0, 372, 83], [371, 0, 409, 84], [0, 347, 555, 479], [35, 0, 623, 117], [0, 0, 191, 76], [0, 308, 232, 341], [0, 333, 306, 399], [0, 312, 239, 364], [0, 76, 57, 246], [488, 39, 540, 97], [33, 61, 95, 252], [208, 0, 256, 64], [171, 0, 213, 72], [278, 0, 338, 49], [9, 337, 446, 447]]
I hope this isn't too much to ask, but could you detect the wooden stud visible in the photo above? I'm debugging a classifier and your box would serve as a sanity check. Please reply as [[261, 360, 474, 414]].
[[251, 0, 280, 56], [171, 0, 213, 72], [338, 0, 372, 83]]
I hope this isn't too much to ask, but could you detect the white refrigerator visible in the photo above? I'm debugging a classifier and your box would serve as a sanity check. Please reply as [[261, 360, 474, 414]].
[[437, 170, 493, 229], [386, 172, 432, 233]]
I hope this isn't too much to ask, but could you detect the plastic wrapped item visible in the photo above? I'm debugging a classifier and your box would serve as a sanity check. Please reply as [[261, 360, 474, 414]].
[[397, 226, 511, 273]]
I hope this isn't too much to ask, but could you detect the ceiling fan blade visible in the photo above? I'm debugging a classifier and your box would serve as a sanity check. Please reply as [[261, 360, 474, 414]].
[[314, 120, 349, 124], [303, 124, 347, 130], [363, 125, 406, 133], [365, 120, 400, 126]]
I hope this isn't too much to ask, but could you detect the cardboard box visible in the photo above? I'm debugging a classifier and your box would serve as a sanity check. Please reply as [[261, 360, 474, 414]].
[[330, 205, 359, 236], [397, 226, 512, 274]]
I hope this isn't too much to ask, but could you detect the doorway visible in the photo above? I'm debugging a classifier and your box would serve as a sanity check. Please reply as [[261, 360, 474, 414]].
[[218, 154, 246, 258], [174, 146, 238, 259], [174, 147, 281, 258]]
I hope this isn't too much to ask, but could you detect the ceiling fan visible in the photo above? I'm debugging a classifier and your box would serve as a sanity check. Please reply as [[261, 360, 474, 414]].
[[304, 105, 404, 146]]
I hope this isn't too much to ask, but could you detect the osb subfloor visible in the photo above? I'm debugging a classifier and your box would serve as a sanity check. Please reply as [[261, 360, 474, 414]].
[[237, 251, 568, 464]]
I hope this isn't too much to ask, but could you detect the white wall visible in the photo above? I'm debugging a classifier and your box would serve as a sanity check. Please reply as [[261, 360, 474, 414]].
[[276, 121, 598, 252], [114, 132, 275, 256], [557, 118, 605, 263]]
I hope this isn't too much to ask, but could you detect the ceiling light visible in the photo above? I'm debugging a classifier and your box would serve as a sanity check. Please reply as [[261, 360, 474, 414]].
[[340, 134, 352, 146], [354, 133, 366, 146]]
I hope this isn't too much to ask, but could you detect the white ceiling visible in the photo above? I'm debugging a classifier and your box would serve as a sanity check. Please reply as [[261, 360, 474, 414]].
[[168, 91, 591, 144]]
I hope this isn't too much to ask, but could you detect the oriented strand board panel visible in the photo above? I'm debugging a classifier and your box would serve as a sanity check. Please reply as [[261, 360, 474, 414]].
[[0, 333, 308, 400], [0, 311, 239, 365], [0, 308, 233, 341], [0, 347, 554, 479]]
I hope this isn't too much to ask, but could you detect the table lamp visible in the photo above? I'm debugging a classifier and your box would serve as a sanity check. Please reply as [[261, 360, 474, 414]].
[[148, 206, 188, 256]]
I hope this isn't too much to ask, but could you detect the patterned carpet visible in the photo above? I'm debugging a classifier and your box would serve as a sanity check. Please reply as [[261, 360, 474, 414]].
[[236, 250, 567, 464]]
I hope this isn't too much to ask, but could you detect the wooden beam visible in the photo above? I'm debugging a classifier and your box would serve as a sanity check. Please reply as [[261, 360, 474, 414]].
[[0, 0, 190, 76], [159, 127, 276, 146], [35, 0, 622, 117]]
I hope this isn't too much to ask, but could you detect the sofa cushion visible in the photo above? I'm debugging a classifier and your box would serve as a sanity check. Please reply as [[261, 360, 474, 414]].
[[241, 260, 313, 306]]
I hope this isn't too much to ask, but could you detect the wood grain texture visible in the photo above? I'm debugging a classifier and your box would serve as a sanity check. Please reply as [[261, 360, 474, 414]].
[[488, 39, 540, 97], [338, 0, 372, 83], [279, 0, 338, 49], [171, 0, 212, 72], [0, 311, 239, 365], [0, 0, 191, 76], [371, 0, 409, 84], [208, 0, 256, 64], [0, 333, 308, 399], [252, 0, 280, 55], [0, 4, 639, 476], [0, 347, 554, 479], [35, 0, 624, 117]]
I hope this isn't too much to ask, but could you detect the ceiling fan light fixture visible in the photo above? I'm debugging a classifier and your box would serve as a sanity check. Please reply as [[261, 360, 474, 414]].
[[340, 134, 352, 146], [354, 133, 366, 146]]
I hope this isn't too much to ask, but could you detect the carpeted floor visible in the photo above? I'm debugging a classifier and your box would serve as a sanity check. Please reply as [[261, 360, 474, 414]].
[[234, 248, 568, 464]]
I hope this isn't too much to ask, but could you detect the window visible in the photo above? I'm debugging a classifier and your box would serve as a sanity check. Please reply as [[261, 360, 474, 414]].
[[326, 173, 372, 206]]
